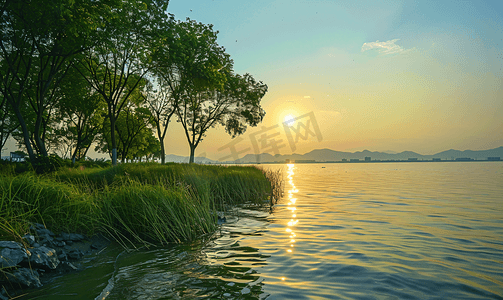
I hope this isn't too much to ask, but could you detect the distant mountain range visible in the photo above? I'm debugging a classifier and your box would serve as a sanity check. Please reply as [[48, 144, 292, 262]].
[[165, 146, 503, 164], [164, 154, 217, 164]]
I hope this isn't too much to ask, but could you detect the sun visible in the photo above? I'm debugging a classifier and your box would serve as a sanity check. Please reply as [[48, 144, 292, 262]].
[[284, 114, 295, 126]]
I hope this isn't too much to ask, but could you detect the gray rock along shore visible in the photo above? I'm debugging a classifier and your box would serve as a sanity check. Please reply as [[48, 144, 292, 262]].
[[1, 223, 109, 300]]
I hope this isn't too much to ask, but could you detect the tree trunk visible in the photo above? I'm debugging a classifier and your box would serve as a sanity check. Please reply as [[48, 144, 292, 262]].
[[189, 144, 195, 163], [160, 139, 165, 164], [10, 101, 37, 163], [156, 122, 166, 164], [110, 113, 118, 166], [82, 145, 91, 160], [33, 116, 48, 157]]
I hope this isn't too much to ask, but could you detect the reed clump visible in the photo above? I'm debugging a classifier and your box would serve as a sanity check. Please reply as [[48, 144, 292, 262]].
[[98, 181, 216, 248], [0, 163, 283, 248]]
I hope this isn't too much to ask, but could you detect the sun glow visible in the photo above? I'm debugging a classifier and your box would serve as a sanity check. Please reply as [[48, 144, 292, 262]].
[[284, 114, 295, 126]]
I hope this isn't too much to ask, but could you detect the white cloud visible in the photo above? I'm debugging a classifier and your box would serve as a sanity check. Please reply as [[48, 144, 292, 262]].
[[361, 39, 406, 55]]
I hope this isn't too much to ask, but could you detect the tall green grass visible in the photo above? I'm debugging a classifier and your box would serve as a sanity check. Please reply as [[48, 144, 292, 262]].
[[0, 175, 38, 241], [0, 163, 283, 248], [54, 163, 278, 208], [98, 180, 216, 248], [0, 174, 99, 241]]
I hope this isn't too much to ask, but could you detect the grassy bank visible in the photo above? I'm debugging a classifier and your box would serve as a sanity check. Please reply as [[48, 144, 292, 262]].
[[0, 163, 282, 248]]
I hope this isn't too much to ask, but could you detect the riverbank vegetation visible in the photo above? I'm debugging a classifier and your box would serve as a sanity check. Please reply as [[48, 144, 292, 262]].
[[0, 163, 282, 249]]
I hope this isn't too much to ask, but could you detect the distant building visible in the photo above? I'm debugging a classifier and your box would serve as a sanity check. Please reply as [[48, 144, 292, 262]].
[[10, 152, 25, 162], [342, 158, 348, 162], [365, 157, 371, 162], [285, 159, 295, 163], [432, 158, 441, 161], [350, 159, 360, 162], [296, 160, 316, 163], [455, 157, 473, 161], [408, 158, 418, 161], [488, 157, 501, 161]]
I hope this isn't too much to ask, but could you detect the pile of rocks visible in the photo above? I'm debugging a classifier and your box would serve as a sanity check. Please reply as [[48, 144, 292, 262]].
[[1, 223, 107, 299]]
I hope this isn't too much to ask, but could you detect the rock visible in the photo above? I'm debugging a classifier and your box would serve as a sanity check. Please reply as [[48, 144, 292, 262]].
[[30, 223, 45, 230], [34, 227, 55, 246], [53, 240, 66, 247], [38, 235, 54, 246], [0, 241, 22, 249], [67, 249, 84, 260], [22, 235, 36, 246], [36, 228, 55, 237], [0, 247, 29, 268], [1, 230, 110, 297], [29, 246, 59, 270], [241, 287, 251, 294], [60, 232, 85, 242], [58, 250, 68, 261], [4, 268, 42, 288]]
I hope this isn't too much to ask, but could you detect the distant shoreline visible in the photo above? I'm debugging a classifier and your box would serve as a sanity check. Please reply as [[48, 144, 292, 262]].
[[227, 159, 502, 165]]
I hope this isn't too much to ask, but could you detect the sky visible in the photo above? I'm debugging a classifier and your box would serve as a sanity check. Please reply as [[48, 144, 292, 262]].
[[3, 0, 502, 161], [160, 0, 503, 161]]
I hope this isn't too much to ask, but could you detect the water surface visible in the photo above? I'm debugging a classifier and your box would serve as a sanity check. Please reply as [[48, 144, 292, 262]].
[[25, 162, 503, 299]]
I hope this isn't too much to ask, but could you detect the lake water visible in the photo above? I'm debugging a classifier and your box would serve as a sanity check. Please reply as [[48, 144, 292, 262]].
[[24, 162, 503, 299]]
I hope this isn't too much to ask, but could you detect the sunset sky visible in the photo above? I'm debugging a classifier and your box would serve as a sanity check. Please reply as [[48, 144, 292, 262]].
[[5, 0, 500, 161], [162, 0, 503, 161]]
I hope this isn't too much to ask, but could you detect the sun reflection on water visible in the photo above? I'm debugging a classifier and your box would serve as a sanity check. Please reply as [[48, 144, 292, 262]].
[[285, 163, 298, 257]]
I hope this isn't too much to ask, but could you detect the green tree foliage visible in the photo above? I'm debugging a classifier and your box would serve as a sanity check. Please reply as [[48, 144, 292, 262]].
[[0, 0, 118, 170], [133, 133, 162, 162], [178, 71, 267, 163], [143, 19, 228, 164], [78, 0, 171, 166], [54, 64, 105, 162], [1, 1, 268, 167], [95, 101, 159, 163], [141, 77, 177, 164]]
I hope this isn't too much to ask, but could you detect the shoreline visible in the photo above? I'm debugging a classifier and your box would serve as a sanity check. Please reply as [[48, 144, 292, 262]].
[[0, 163, 282, 299]]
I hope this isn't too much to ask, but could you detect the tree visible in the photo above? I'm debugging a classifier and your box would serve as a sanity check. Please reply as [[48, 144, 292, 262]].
[[56, 64, 105, 162], [0, 0, 116, 170], [143, 19, 222, 164], [131, 132, 161, 162], [95, 101, 158, 163], [141, 77, 178, 164], [152, 19, 239, 163], [178, 71, 267, 163], [78, 0, 170, 166]]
